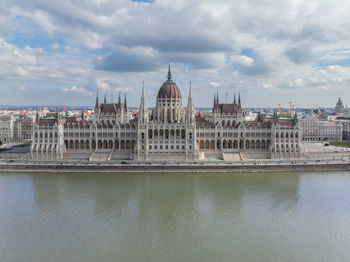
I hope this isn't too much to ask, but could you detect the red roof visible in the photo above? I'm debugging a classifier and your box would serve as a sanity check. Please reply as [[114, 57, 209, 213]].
[[157, 80, 182, 99]]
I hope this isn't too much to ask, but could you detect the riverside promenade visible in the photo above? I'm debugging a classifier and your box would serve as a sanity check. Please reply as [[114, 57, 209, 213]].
[[1, 158, 350, 173]]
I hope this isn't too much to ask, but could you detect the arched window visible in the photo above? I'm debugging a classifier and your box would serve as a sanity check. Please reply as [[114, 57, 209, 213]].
[[217, 140, 221, 149]]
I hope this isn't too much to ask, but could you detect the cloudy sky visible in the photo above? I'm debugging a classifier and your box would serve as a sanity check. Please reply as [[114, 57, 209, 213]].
[[1, 0, 350, 108]]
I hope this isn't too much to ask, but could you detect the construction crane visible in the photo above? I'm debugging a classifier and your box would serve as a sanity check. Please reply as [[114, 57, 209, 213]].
[[287, 101, 295, 111]]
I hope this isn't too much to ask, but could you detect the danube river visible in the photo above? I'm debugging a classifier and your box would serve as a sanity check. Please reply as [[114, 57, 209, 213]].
[[0, 172, 350, 262]]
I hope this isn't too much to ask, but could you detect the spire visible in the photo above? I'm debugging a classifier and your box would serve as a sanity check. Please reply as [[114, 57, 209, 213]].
[[124, 93, 127, 109], [216, 91, 219, 104], [104, 93, 106, 104], [118, 92, 121, 105], [95, 92, 99, 109], [35, 109, 39, 124], [140, 80, 148, 124], [214, 92, 216, 106], [189, 81, 192, 99], [187, 81, 194, 125], [233, 93, 236, 104], [167, 63, 172, 80], [293, 111, 298, 122], [238, 92, 241, 109]]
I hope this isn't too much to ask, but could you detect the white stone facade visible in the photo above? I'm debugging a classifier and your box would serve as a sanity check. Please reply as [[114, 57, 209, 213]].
[[31, 68, 302, 161]]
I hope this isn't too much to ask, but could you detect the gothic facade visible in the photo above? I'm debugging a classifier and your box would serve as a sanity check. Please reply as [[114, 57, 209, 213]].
[[31, 66, 302, 161]]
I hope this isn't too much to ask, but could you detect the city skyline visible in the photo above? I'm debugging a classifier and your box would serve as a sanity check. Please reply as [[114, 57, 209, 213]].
[[1, 0, 350, 107]]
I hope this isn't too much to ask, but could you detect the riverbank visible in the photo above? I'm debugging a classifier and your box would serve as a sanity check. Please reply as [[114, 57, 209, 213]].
[[1, 162, 350, 173]]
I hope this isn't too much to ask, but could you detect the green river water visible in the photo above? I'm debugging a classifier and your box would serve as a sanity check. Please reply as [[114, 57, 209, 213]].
[[0, 171, 349, 262]]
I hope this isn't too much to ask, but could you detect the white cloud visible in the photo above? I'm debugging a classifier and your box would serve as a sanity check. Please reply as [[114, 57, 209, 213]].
[[0, 0, 350, 106], [231, 55, 254, 67], [94, 78, 110, 91], [63, 86, 93, 95], [210, 81, 219, 87]]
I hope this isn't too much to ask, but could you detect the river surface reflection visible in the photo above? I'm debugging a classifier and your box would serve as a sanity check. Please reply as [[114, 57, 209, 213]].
[[0, 172, 350, 262]]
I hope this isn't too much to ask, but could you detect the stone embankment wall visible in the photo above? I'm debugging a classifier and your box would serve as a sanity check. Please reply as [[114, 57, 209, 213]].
[[1, 163, 350, 173]]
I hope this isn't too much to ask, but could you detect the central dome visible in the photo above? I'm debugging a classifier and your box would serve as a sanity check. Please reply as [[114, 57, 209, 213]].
[[157, 65, 182, 99]]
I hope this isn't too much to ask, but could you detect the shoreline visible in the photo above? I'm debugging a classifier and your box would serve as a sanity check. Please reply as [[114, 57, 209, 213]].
[[1, 162, 350, 173]]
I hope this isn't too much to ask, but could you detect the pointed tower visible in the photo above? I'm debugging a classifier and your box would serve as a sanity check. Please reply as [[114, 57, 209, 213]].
[[167, 63, 172, 80], [233, 93, 236, 104], [216, 91, 219, 104], [293, 111, 298, 124], [139, 81, 148, 124], [95, 92, 99, 109], [238, 92, 241, 109], [187, 81, 194, 125], [124, 93, 127, 110], [104, 93, 107, 104], [213, 92, 216, 106], [35, 109, 39, 124]]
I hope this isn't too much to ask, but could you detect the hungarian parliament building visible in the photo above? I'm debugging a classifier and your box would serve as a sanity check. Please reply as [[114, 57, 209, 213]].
[[31, 66, 301, 161]]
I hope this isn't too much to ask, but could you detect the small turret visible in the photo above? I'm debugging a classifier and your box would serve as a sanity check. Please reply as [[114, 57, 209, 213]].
[[35, 109, 39, 124], [238, 92, 241, 109], [124, 93, 127, 110], [95, 92, 99, 109]]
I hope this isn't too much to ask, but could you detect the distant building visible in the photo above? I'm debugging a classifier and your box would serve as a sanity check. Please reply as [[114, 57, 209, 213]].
[[19, 115, 33, 141], [299, 115, 342, 142], [335, 97, 345, 113], [0, 115, 22, 144]]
